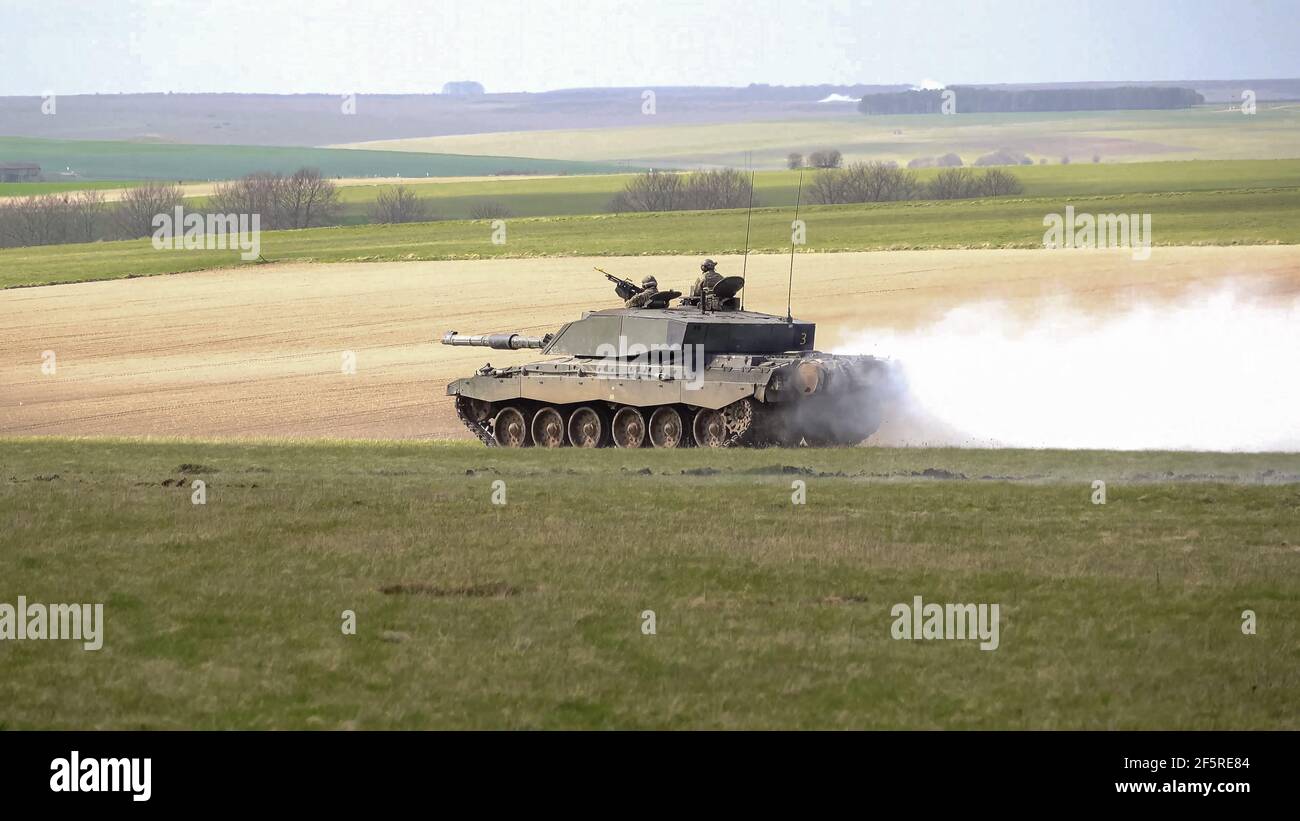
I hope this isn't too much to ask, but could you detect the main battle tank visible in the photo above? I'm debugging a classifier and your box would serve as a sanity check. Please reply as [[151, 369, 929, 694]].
[[442, 274, 895, 448]]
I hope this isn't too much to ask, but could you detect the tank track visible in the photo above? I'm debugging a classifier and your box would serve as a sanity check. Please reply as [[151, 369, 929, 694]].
[[454, 396, 498, 447], [720, 397, 755, 448], [455, 396, 756, 448]]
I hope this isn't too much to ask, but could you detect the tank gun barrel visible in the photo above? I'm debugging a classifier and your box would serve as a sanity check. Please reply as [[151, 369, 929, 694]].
[[441, 331, 550, 350]]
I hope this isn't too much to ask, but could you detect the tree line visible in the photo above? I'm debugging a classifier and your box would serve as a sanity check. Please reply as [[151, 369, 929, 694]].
[[607, 164, 1023, 212], [2, 164, 1027, 250], [0, 171, 530, 249], [808, 163, 1023, 204], [858, 85, 1204, 115], [0, 168, 341, 250], [786, 150, 843, 169], [607, 169, 756, 213]]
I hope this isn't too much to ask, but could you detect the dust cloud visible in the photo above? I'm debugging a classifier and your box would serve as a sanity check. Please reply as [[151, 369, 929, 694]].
[[839, 284, 1300, 452]]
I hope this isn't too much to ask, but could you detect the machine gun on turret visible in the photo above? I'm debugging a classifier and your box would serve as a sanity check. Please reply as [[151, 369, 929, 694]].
[[597, 267, 643, 302]]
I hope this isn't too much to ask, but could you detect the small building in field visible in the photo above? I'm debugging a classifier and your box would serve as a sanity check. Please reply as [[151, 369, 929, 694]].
[[0, 163, 41, 182]]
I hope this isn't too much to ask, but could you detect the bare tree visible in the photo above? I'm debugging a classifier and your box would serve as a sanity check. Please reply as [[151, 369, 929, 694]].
[[808, 163, 919, 204], [0, 196, 65, 246], [976, 168, 1024, 196], [679, 169, 753, 210], [67, 191, 106, 243], [113, 182, 185, 239], [210, 172, 284, 229], [808, 149, 844, 169], [843, 162, 920, 202], [926, 168, 979, 200], [0, 200, 13, 248], [974, 149, 1031, 167], [277, 167, 340, 229], [468, 200, 513, 220], [607, 171, 682, 213], [368, 185, 434, 223], [808, 169, 850, 204], [607, 191, 632, 214], [0, 191, 111, 247], [786, 153, 804, 170], [607, 170, 755, 213]]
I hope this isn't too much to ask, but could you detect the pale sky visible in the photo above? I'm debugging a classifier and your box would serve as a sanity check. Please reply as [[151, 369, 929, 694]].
[[1, 0, 1297, 95]]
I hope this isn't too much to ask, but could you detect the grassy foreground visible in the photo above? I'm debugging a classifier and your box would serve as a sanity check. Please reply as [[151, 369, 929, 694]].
[[4, 186, 1299, 288], [0, 438, 1296, 729], [0, 180, 144, 197]]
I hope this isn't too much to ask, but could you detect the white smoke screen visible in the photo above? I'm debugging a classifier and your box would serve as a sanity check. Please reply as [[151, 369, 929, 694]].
[[838, 285, 1300, 452]]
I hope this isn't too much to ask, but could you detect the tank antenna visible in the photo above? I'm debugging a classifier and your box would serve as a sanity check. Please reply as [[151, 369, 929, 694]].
[[740, 155, 755, 312], [786, 168, 803, 323]]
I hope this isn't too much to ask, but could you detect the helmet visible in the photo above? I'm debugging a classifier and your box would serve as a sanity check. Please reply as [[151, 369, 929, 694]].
[[701, 259, 717, 272], [641, 275, 657, 288]]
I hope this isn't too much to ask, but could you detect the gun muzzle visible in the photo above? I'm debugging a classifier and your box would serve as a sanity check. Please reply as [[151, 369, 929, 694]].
[[441, 331, 548, 350]]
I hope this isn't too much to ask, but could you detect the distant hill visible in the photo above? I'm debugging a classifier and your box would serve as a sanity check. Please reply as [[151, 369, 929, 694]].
[[0, 86, 897, 147], [968, 78, 1300, 104], [860, 86, 1205, 115], [0, 81, 1294, 149]]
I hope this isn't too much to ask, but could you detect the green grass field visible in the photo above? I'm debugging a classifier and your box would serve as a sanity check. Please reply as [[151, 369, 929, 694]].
[[0, 438, 1295, 729], [0, 136, 629, 181], [4, 186, 1297, 288], [0, 180, 143, 197], [309, 159, 1300, 222]]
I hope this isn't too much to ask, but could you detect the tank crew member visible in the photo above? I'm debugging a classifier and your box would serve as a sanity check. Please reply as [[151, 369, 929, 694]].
[[691, 258, 724, 297], [624, 275, 660, 308]]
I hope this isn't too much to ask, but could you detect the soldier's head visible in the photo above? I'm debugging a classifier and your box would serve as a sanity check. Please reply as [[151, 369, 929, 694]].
[[642, 275, 657, 288], [701, 259, 717, 273]]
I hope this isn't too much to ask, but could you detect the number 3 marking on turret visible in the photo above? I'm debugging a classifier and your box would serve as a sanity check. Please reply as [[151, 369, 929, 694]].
[[799, 332, 807, 345]]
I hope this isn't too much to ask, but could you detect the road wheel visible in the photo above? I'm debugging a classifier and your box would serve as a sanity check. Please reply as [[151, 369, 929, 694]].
[[492, 406, 529, 447], [692, 407, 727, 447], [567, 406, 604, 448], [611, 406, 647, 448], [531, 407, 566, 448], [648, 406, 684, 448]]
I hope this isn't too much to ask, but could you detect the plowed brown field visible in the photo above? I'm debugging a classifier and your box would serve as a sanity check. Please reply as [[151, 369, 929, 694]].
[[3, 246, 1297, 440]]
